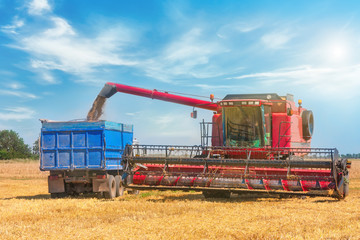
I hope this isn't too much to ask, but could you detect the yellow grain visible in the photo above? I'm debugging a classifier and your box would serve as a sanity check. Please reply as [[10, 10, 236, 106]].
[[0, 160, 359, 239]]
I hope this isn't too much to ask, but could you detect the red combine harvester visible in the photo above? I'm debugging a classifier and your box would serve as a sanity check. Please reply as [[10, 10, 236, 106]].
[[96, 82, 350, 199]]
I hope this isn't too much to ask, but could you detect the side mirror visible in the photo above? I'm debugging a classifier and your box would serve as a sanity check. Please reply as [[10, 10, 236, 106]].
[[191, 110, 197, 119]]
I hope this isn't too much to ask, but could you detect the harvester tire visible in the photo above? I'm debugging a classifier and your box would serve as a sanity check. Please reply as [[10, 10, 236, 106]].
[[115, 175, 124, 197], [104, 175, 116, 199], [302, 110, 314, 141]]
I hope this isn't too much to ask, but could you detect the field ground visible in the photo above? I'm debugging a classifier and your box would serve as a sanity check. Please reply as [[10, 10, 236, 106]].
[[0, 160, 359, 239]]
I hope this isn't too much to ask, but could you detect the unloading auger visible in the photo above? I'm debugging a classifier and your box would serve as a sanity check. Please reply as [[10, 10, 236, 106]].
[[95, 82, 350, 199]]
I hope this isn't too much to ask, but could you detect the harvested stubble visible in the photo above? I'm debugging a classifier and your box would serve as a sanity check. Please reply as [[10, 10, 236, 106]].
[[0, 160, 359, 240]]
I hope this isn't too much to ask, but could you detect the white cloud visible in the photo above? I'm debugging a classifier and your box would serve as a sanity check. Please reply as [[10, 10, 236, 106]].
[[194, 83, 252, 92], [44, 17, 75, 37], [40, 72, 57, 84], [150, 112, 198, 138], [8, 82, 24, 89], [231, 65, 360, 98], [1, 16, 24, 34], [125, 112, 141, 116], [0, 89, 38, 99], [261, 31, 293, 49], [0, 107, 35, 121], [27, 0, 51, 15], [143, 28, 228, 82], [217, 21, 262, 39], [164, 28, 225, 65], [11, 17, 138, 83]]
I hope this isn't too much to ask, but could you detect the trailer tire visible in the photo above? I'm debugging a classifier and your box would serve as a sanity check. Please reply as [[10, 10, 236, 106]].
[[302, 110, 314, 141], [115, 175, 125, 197], [103, 175, 116, 199]]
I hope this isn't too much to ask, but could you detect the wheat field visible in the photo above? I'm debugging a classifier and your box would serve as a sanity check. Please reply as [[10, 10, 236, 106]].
[[0, 160, 359, 240]]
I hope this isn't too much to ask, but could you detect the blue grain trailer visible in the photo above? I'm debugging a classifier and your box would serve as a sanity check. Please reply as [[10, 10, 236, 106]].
[[40, 120, 133, 198]]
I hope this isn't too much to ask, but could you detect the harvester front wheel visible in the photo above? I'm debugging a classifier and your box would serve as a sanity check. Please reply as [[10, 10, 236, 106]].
[[103, 175, 116, 199]]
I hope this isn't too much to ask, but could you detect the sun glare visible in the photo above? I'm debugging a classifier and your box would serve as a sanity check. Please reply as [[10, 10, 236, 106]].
[[329, 43, 347, 60], [324, 39, 350, 62]]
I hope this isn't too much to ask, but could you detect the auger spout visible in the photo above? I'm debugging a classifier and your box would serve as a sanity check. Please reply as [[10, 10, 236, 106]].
[[100, 82, 219, 111]]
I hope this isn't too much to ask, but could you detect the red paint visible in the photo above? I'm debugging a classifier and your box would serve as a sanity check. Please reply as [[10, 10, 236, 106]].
[[107, 82, 218, 111], [211, 113, 223, 146]]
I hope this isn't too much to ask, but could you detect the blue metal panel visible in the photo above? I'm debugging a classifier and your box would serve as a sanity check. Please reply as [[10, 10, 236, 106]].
[[105, 149, 123, 170], [123, 131, 133, 147], [58, 132, 71, 148], [123, 124, 133, 132], [104, 130, 122, 149], [73, 150, 86, 168], [43, 133, 56, 148], [73, 132, 86, 147], [88, 150, 102, 168], [104, 121, 123, 131], [42, 150, 55, 167], [42, 121, 105, 130], [40, 120, 133, 171], [104, 129, 122, 170], [58, 150, 71, 168], [88, 131, 102, 148]]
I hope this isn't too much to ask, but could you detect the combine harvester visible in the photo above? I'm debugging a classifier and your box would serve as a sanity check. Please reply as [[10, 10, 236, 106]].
[[93, 82, 350, 199]]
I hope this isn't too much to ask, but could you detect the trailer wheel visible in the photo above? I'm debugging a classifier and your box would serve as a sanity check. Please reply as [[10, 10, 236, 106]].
[[103, 175, 116, 199], [115, 175, 125, 197], [302, 110, 314, 141]]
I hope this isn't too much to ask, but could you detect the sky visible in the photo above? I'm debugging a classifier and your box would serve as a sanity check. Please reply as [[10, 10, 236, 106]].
[[0, 0, 359, 153]]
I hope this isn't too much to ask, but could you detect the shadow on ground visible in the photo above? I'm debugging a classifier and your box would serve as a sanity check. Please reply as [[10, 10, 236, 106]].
[[142, 192, 292, 203], [1, 191, 341, 203], [0, 193, 103, 200]]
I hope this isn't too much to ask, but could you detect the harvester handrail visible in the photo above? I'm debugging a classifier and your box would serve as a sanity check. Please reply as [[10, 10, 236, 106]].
[[125, 144, 337, 167], [129, 144, 338, 155]]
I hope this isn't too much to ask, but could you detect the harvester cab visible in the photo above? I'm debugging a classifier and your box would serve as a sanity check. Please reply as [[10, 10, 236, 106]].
[[90, 82, 349, 199], [210, 93, 314, 149]]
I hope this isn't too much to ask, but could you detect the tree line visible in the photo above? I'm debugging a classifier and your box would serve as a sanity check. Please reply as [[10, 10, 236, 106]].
[[341, 153, 360, 159], [0, 130, 39, 160]]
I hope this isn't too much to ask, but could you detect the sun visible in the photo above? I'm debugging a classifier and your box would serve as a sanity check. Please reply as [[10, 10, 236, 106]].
[[325, 38, 350, 62], [329, 42, 348, 60]]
